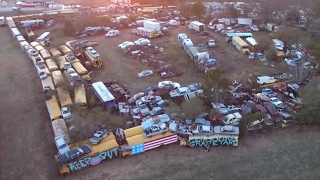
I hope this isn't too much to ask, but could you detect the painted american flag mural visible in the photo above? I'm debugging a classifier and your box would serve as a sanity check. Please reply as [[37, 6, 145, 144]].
[[131, 134, 178, 155]]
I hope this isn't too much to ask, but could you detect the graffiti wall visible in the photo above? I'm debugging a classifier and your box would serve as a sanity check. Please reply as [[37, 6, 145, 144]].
[[68, 148, 119, 172], [188, 136, 238, 147]]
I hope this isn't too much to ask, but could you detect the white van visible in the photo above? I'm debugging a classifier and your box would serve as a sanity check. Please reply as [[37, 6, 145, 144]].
[[257, 76, 277, 85], [55, 135, 70, 155]]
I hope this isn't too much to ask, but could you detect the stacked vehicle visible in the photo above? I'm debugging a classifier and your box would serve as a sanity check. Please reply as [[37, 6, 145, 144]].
[[178, 33, 218, 73]]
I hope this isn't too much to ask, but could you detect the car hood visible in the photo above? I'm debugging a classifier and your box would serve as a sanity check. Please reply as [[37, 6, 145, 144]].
[[59, 154, 70, 163]]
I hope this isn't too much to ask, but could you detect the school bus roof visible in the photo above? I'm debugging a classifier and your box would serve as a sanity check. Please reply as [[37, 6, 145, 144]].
[[126, 132, 176, 146], [52, 119, 71, 144], [232, 36, 249, 47], [74, 84, 86, 104], [45, 95, 62, 120], [124, 126, 143, 138], [56, 87, 73, 107], [49, 48, 62, 57], [276, 50, 286, 57]]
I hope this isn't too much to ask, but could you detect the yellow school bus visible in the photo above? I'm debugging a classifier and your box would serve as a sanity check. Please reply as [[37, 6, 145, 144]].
[[41, 76, 55, 91], [56, 56, 67, 70], [59, 45, 72, 55], [60, 137, 119, 175], [45, 95, 63, 121], [140, 9, 155, 15], [56, 87, 73, 107], [232, 36, 250, 54], [45, 58, 59, 72], [72, 62, 90, 81], [123, 126, 143, 138], [84, 47, 102, 68], [179, 134, 239, 147], [74, 84, 87, 109], [49, 48, 62, 57], [40, 49, 51, 60], [65, 53, 80, 64], [30, 41, 40, 48], [52, 119, 71, 143], [12, 14, 37, 21], [34, 45, 45, 52], [51, 70, 65, 88]]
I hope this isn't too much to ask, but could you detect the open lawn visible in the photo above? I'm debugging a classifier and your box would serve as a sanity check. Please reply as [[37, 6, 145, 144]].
[[1, 18, 318, 180]]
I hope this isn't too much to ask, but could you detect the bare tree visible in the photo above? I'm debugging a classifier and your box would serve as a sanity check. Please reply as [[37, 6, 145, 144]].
[[255, 0, 288, 23], [180, 99, 206, 119], [202, 69, 231, 104]]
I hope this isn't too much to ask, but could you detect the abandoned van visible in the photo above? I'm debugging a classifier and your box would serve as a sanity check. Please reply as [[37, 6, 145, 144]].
[[34, 45, 44, 52], [56, 56, 67, 70], [45, 95, 63, 121], [49, 48, 62, 57], [45, 59, 59, 72], [41, 76, 55, 91], [74, 84, 87, 109], [52, 119, 71, 144], [51, 70, 64, 87], [123, 126, 143, 138], [56, 87, 73, 107], [59, 45, 72, 55], [39, 49, 51, 60]]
